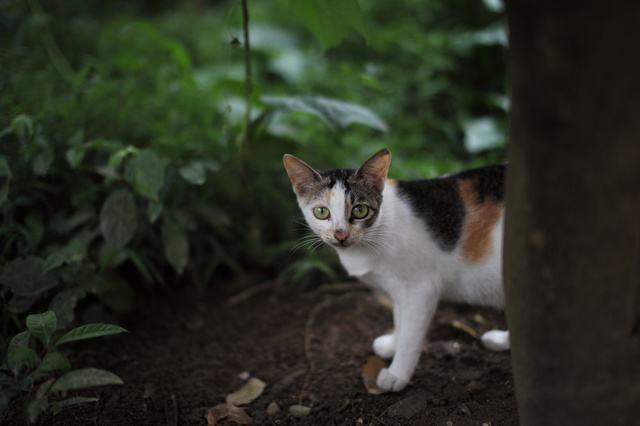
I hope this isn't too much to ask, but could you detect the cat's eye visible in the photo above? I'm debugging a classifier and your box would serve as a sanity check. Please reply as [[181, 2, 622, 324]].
[[351, 204, 369, 219], [313, 206, 330, 220]]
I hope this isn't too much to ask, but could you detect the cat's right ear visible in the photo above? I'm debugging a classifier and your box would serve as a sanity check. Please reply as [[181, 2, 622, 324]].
[[283, 154, 322, 196]]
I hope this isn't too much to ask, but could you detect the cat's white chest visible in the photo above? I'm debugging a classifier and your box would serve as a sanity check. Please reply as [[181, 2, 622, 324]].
[[336, 248, 377, 278]]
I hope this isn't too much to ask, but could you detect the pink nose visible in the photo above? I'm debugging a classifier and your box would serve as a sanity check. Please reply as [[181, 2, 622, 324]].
[[334, 229, 350, 242]]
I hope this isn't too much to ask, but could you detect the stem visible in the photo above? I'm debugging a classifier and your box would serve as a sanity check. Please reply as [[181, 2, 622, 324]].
[[238, 0, 252, 152]]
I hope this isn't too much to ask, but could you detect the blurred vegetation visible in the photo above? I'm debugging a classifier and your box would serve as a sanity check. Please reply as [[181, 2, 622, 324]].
[[0, 0, 505, 416]]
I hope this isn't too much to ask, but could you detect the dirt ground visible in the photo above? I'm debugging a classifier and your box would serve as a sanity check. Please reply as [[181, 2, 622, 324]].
[[10, 282, 517, 425]]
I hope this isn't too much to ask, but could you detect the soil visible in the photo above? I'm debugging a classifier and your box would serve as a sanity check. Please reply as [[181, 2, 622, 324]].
[[8, 283, 517, 425]]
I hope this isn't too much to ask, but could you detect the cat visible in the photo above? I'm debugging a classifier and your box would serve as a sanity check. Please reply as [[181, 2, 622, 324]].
[[283, 148, 509, 392]]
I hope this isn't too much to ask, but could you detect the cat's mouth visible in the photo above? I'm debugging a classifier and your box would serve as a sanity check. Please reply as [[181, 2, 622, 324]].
[[331, 239, 354, 248]]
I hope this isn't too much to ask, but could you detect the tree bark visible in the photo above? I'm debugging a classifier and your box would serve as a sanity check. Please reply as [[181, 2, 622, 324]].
[[504, 2, 640, 425]]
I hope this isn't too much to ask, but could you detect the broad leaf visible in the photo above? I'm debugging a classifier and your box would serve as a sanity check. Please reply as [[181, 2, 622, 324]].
[[286, 0, 368, 49], [7, 346, 39, 375], [51, 396, 99, 415], [55, 323, 127, 347], [147, 201, 163, 223], [37, 352, 71, 374], [162, 220, 189, 275], [36, 378, 55, 399], [263, 95, 388, 132], [33, 145, 54, 176], [178, 160, 206, 185], [26, 311, 57, 347], [100, 189, 137, 249], [50, 368, 123, 393], [27, 398, 48, 423], [0, 256, 59, 297], [11, 114, 34, 142], [125, 149, 165, 201]]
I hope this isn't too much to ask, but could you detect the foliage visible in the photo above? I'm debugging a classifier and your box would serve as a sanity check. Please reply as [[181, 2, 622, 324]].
[[0, 0, 506, 404], [0, 311, 126, 422]]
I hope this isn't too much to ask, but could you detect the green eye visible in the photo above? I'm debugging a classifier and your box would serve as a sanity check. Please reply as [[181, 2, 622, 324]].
[[352, 204, 369, 219], [313, 206, 330, 220]]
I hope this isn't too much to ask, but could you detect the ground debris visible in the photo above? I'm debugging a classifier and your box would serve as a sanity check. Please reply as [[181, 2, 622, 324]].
[[226, 377, 266, 406], [205, 403, 252, 425], [289, 404, 311, 417], [266, 401, 280, 416], [451, 320, 479, 338], [383, 392, 428, 419], [361, 356, 386, 394]]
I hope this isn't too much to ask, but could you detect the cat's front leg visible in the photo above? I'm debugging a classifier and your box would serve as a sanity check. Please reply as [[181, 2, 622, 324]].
[[372, 302, 400, 359], [377, 283, 439, 392]]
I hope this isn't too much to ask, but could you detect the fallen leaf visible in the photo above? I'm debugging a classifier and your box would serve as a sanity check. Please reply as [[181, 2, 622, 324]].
[[362, 356, 386, 395], [227, 405, 253, 424], [206, 404, 229, 426], [226, 377, 266, 406], [451, 320, 479, 338], [373, 290, 393, 310], [266, 401, 280, 416], [206, 403, 253, 425], [289, 404, 311, 417]]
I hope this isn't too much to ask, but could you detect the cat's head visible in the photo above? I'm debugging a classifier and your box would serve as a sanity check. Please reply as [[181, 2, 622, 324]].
[[283, 149, 391, 249]]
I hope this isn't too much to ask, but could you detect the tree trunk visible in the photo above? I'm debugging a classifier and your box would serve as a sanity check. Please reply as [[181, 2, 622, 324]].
[[504, 2, 640, 425]]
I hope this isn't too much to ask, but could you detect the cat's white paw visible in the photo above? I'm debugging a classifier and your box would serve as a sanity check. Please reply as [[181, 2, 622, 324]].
[[376, 368, 409, 392], [481, 329, 510, 351], [372, 334, 396, 359]]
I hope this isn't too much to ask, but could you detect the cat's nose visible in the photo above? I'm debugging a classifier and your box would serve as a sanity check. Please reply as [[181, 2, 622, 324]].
[[334, 229, 350, 243]]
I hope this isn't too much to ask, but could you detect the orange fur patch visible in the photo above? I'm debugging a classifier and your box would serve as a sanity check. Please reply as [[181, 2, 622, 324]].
[[385, 178, 398, 186], [458, 179, 502, 263]]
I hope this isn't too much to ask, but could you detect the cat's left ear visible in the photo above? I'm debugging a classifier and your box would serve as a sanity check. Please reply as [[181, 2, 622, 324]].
[[356, 148, 391, 192]]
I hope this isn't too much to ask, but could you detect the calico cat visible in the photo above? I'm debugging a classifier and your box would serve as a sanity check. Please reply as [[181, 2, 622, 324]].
[[283, 148, 509, 392]]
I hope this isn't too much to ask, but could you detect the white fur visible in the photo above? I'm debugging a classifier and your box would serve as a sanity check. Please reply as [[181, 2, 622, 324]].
[[299, 181, 507, 392]]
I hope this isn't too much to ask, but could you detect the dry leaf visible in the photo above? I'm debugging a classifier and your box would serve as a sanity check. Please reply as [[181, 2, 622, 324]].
[[226, 377, 266, 406], [227, 405, 253, 424], [206, 403, 253, 425], [373, 290, 393, 310], [451, 320, 479, 338], [361, 356, 386, 395], [206, 403, 230, 426], [289, 404, 311, 417]]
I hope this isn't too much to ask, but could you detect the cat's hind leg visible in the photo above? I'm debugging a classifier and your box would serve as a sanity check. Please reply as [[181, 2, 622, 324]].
[[481, 329, 510, 351]]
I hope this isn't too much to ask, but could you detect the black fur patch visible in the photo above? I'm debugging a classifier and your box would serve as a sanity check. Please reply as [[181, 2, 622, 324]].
[[398, 164, 506, 251]]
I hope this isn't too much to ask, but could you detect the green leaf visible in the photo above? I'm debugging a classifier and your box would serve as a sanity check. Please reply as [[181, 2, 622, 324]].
[[48, 287, 87, 329], [50, 396, 99, 415], [0, 256, 59, 297], [100, 189, 138, 249], [178, 161, 206, 185], [43, 238, 90, 273], [36, 378, 55, 399], [125, 149, 165, 201], [0, 156, 12, 177], [27, 398, 48, 423], [162, 220, 189, 275], [286, 0, 368, 49], [33, 145, 54, 176], [11, 114, 34, 143], [147, 201, 163, 223], [55, 323, 127, 347], [37, 352, 71, 374], [65, 145, 86, 169], [107, 146, 138, 169], [26, 311, 57, 347], [50, 368, 123, 393], [7, 344, 39, 375], [263, 95, 388, 132]]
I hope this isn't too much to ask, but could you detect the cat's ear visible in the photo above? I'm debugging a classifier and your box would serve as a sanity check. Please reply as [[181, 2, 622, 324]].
[[356, 148, 391, 192], [283, 154, 322, 196]]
